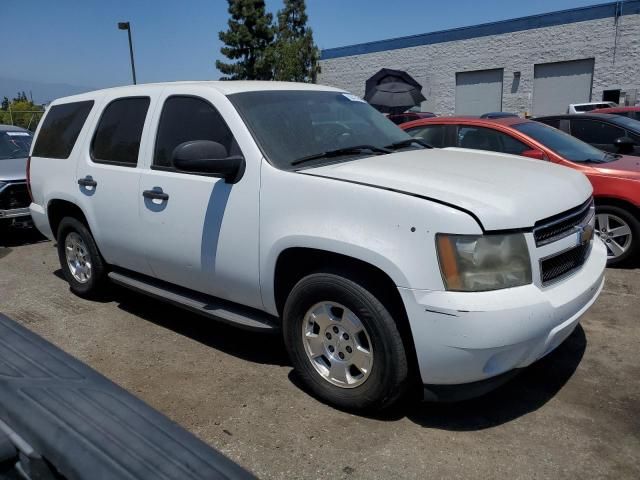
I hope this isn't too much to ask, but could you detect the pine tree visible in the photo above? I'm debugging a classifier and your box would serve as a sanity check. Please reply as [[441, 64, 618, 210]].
[[1, 97, 8, 111], [273, 0, 320, 82], [216, 0, 275, 80]]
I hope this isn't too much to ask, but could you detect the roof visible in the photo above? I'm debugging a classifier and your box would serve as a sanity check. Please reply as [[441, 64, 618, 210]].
[[400, 116, 529, 129], [535, 113, 621, 120], [592, 106, 640, 113], [49, 81, 344, 105], [321, 0, 640, 59]]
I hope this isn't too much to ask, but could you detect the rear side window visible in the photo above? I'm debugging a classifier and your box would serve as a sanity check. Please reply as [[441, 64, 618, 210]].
[[406, 125, 447, 148], [92, 97, 150, 166], [32, 101, 94, 159], [153, 96, 238, 169], [456, 126, 529, 155]]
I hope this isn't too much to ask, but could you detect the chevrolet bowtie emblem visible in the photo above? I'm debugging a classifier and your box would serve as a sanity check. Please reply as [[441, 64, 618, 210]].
[[578, 223, 594, 245]]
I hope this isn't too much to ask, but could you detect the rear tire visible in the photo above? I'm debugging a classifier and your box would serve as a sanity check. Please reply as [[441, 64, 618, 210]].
[[57, 217, 107, 298], [283, 271, 408, 412], [595, 205, 639, 267]]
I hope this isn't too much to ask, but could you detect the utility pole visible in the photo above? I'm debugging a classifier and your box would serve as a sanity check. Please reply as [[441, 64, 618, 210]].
[[118, 21, 137, 84]]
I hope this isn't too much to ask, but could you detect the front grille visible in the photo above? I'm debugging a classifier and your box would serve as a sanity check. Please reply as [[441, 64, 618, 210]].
[[0, 183, 30, 210], [540, 242, 591, 285], [533, 198, 594, 246]]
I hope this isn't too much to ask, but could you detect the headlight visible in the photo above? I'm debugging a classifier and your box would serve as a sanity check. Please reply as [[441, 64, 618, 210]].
[[436, 233, 532, 291]]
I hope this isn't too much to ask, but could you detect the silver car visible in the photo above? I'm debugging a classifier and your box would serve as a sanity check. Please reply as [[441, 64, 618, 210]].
[[0, 125, 33, 228]]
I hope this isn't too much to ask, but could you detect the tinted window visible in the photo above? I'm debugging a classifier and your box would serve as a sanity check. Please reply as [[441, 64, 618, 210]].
[[229, 90, 410, 170], [32, 101, 93, 159], [0, 130, 33, 160], [92, 97, 150, 166], [456, 126, 529, 155], [406, 125, 447, 148], [154, 96, 238, 168], [539, 118, 560, 129], [571, 119, 625, 144]]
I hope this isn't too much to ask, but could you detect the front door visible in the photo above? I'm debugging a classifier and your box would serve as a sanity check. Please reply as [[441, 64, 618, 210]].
[[138, 91, 262, 309]]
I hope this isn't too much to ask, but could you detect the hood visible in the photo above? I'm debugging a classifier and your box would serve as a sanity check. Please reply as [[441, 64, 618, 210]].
[[0, 157, 28, 182], [304, 148, 592, 230], [593, 155, 640, 180]]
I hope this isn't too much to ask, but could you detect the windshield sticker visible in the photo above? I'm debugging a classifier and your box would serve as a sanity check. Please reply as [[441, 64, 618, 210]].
[[342, 93, 366, 103], [6, 131, 31, 136]]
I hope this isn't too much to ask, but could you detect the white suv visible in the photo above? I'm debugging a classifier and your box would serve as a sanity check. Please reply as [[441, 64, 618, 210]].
[[28, 82, 607, 411]]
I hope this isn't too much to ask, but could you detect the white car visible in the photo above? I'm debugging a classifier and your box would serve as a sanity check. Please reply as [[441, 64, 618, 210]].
[[567, 102, 617, 114], [27, 82, 607, 411]]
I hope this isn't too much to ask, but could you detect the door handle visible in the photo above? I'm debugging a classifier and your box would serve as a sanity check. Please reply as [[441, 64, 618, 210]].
[[77, 176, 97, 188], [143, 189, 169, 201]]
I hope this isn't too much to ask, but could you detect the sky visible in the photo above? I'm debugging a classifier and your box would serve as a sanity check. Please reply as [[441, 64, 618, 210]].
[[3, 0, 606, 102]]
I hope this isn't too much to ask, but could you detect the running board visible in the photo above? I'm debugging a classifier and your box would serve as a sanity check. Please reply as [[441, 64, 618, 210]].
[[108, 271, 279, 332]]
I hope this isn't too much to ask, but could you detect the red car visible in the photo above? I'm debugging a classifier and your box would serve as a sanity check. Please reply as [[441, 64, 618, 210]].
[[400, 116, 640, 265], [591, 106, 640, 121]]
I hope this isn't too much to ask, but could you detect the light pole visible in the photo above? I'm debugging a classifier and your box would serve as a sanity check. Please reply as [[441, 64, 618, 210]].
[[118, 21, 137, 85]]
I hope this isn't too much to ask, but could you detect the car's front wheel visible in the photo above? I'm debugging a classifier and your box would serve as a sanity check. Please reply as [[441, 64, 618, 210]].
[[595, 205, 639, 266], [57, 217, 107, 298], [283, 272, 409, 412]]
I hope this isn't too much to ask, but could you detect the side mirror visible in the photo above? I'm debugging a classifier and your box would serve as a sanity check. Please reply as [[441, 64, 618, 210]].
[[172, 140, 245, 183], [613, 136, 635, 154], [521, 149, 546, 160]]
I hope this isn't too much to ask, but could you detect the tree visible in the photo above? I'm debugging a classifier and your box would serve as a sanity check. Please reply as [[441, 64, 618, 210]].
[[272, 0, 320, 82], [1, 97, 8, 111], [0, 94, 44, 130], [216, 0, 275, 80]]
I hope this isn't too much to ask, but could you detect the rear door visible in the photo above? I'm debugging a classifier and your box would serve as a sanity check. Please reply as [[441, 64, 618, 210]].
[[454, 125, 530, 156], [569, 118, 625, 153], [404, 124, 454, 148], [137, 88, 262, 309], [75, 94, 156, 274]]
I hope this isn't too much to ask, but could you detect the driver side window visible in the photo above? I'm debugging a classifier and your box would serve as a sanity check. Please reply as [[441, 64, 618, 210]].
[[154, 96, 240, 169]]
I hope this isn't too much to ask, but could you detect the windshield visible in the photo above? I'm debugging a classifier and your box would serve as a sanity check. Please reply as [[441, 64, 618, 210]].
[[608, 114, 640, 130], [516, 121, 610, 163], [0, 130, 33, 160], [229, 90, 412, 169]]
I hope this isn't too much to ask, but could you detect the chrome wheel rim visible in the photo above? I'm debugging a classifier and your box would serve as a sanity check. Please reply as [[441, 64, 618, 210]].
[[302, 302, 373, 388], [65, 232, 92, 283], [595, 213, 632, 259]]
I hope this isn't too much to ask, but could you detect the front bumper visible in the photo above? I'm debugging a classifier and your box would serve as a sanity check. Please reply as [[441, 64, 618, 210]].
[[400, 238, 607, 387], [0, 207, 30, 220]]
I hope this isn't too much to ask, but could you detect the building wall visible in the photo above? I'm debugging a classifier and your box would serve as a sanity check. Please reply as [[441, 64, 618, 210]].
[[318, 12, 640, 116]]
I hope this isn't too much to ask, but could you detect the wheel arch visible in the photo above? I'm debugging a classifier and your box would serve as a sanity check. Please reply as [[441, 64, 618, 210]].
[[594, 196, 640, 218], [47, 199, 92, 241], [271, 246, 420, 382]]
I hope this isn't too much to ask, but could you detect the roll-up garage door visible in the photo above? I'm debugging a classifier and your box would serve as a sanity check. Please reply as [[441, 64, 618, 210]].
[[455, 69, 503, 115], [532, 59, 594, 116]]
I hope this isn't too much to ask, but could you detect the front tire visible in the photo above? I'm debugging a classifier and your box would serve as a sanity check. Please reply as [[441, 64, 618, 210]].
[[283, 272, 408, 412], [57, 217, 107, 298], [595, 205, 639, 267]]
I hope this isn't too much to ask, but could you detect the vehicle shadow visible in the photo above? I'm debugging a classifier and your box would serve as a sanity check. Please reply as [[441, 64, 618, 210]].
[[398, 325, 587, 430], [0, 227, 48, 248], [112, 286, 290, 367], [106, 281, 586, 428]]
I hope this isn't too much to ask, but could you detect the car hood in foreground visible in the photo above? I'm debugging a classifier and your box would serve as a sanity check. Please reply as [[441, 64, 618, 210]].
[[0, 157, 27, 182], [593, 155, 640, 180], [304, 148, 592, 230]]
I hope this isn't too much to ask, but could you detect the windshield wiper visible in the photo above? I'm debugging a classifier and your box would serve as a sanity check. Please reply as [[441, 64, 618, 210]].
[[384, 138, 432, 150], [291, 145, 391, 166]]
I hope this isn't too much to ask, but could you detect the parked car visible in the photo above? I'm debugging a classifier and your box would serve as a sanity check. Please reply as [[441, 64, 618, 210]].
[[535, 113, 640, 157], [28, 82, 606, 412], [568, 102, 616, 114], [401, 116, 640, 265], [0, 125, 33, 229], [591, 106, 640, 121], [480, 112, 519, 119], [387, 111, 436, 125]]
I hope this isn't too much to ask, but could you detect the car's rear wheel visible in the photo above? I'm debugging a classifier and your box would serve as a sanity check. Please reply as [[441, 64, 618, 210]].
[[283, 272, 408, 412], [595, 205, 639, 266], [57, 217, 107, 297]]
